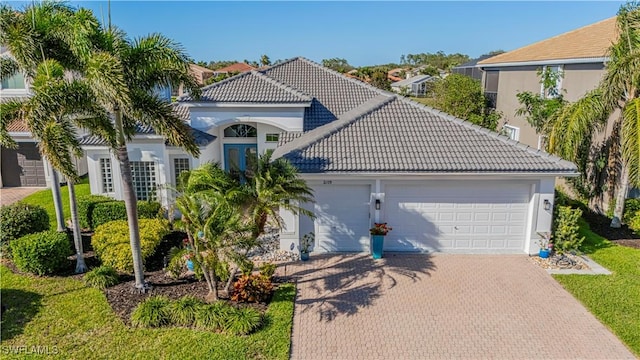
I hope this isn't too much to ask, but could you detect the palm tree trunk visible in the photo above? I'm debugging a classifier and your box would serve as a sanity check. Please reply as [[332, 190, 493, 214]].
[[610, 165, 630, 228], [49, 164, 66, 232], [114, 108, 148, 292], [68, 179, 87, 273]]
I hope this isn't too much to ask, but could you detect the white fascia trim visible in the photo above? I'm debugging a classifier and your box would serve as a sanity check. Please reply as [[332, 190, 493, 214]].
[[299, 172, 577, 180], [182, 102, 311, 108], [8, 132, 32, 137], [480, 57, 608, 68]]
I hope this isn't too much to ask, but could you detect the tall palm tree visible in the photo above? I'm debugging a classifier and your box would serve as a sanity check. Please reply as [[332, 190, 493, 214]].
[[1, 3, 118, 272], [86, 26, 202, 291], [548, 3, 640, 227]]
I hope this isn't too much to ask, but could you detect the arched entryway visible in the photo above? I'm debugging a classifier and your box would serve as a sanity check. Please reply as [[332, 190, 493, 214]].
[[222, 124, 257, 176]]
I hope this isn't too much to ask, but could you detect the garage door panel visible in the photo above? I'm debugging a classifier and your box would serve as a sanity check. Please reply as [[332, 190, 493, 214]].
[[314, 185, 370, 252], [385, 183, 530, 253]]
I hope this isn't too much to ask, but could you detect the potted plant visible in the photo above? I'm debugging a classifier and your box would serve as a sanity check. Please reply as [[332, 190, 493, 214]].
[[369, 223, 392, 259], [537, 232, 553, 259], [299, 232, 314, 261]]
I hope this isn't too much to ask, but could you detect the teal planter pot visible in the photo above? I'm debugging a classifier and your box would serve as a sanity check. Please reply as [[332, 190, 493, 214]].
[[300, 252, 310, 261], [539, 249, 550, 259], [370, 235, 385, 259], [186, 259, 194, 271]]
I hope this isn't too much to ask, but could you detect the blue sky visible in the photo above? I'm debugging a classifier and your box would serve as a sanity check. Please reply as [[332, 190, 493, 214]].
[[10, 1, 625, 66]]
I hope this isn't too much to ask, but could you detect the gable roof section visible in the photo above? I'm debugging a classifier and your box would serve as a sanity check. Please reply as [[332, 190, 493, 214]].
[[181, 70, 311, 103], [479, 17, 617, 66], [273, 96, 576, 174]]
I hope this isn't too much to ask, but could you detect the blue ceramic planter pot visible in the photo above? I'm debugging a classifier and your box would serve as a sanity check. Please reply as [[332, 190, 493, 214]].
[[539, 249, 550, 259], [300, 252, 310, 261], [371, 235, 385, 259], [186, 259, 195, 271]]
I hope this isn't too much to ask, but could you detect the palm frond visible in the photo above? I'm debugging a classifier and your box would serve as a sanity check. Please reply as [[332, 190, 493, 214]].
[[0, 57, 19, 81]]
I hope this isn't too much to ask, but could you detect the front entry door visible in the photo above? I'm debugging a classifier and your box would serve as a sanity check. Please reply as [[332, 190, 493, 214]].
[[224, 144, 257, 177]]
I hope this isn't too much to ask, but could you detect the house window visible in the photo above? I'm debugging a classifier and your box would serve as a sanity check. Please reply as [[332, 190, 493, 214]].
[[537, 135, 548, 150], [1, 73, 25, 90], [224, 124, 257, 138], [502, 125, 520, 141], [99, 158, 114, 193], [540, 65, 563, 98], [265, 133, 279, 142], [130, 161, 157, 201], [483, 70, 499, 109], [174, 158, 190, 186]]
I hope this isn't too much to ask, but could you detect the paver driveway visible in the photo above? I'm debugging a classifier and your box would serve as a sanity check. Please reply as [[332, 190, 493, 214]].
[[287, 253, 635, 360], [0, 187, 44, 206]]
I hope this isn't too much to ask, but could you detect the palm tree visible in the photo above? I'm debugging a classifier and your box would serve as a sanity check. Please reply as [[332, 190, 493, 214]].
[[547, 3, 640, 227], [244, 150, 315, 238], [89, 26, 201, 291], [1, 3, 117, 272]]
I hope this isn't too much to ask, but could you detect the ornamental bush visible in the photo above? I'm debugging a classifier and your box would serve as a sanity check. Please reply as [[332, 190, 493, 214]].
[[629, 211, 640, 235], [131, 296, 171, 328], [92, 219, 170, 272], [553, 206, 585, 255], [83, 265, 120, 289], [78, 195, 162, 230], [77, 195, 113, 229], [0, 202, 49, 244], [10, 231, 71, 275], [231, 274, 273, 303], [623, 198, 640, 224]]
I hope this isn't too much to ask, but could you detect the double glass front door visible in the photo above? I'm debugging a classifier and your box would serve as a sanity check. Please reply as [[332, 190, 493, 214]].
[[224, 144, 257, 177]]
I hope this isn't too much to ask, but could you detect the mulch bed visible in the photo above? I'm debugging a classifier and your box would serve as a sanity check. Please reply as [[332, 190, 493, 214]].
[[581, 209, 640, 249], [104, 270, 288, 325]]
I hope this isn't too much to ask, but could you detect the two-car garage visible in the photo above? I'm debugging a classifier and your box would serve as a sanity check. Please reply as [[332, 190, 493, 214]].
[[310, 180, 533, 254]]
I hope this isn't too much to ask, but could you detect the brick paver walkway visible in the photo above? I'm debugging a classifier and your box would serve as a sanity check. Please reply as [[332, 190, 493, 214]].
[[0, 187, 44, 206], [287, 253, 635, 360]]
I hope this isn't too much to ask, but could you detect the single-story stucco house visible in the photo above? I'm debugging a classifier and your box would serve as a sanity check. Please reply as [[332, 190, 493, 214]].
[[80, 57, 577, 255]]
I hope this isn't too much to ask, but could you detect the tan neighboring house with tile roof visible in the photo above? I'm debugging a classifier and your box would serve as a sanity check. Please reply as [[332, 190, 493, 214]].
[[212, 62, 255, 76], [478, 17, 617, 150]]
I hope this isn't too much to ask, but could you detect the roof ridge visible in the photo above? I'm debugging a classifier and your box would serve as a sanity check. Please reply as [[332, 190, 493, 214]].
[[479, 16, 617, 65], [177, 71, 253, 101], [251, 70, 312, 101], [395, 96, 576, 169], [292, 56, 394, 96], [272, 94, 395, 159]]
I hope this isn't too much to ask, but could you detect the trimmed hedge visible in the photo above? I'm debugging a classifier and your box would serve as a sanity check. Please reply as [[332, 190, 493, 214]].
[[77, 195, 162, 230], [0, 202, 50, 244], [91, 219, 170, 272], [77, 195, 113, 229], [11, 231, 71, 275], [630, 211, 640, 235]]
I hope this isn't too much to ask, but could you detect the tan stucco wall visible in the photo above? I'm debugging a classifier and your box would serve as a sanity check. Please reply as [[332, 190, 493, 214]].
[[492, 63, 608, 148]]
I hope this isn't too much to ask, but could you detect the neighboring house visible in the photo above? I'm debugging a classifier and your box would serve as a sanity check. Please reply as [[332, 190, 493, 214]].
[[451, 54, 497, 81], [390, 74, 434, 96], [477, 17, 617, 149], [387, 68, 405, 82], [189, 64, 215, 85], [212, 62, 255, 77], [81, 57, 577, 256], [0, 49, 88, 188]]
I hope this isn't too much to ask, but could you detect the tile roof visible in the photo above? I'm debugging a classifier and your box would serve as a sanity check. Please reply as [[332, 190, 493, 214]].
[[273, 96, 576, 174], [181, 70, 312, 103], [215, 62, 255, 73], [479, 17, 617, 65], [6, 119, 28, 132], [79, 103, 216, 147], [263, 58, 383, 130]]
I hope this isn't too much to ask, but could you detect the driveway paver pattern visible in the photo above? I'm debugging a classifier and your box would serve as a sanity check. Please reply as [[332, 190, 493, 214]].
[[0, 187, 44, 206], [287, 253, 635, 360]]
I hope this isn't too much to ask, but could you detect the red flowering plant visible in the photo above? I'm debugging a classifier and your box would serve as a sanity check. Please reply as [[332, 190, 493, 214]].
[[370, 223, 392, 235]]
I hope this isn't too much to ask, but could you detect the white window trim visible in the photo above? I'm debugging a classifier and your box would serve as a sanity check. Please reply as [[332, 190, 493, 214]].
[[99, 158, 114, 194], [265, 133, 279, 143], [173, 157, 191, 185], [540, 65, 563, 99], [503, 125, 520, 141]]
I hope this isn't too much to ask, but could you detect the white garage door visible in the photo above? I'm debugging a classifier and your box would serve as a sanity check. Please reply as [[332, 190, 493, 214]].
[[314, 184, 371, 252], [385, 182, 530, 253]]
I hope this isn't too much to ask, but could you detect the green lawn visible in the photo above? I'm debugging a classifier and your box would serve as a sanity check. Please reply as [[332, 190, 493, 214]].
[[0, 266, 295, 359], [21, 182, 91, 229], [552, 219, 640, 356]]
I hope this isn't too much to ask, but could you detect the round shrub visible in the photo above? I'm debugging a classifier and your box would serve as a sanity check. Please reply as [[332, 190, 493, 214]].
[[629, 211, 640, 235], [10, 231, 71, 275], [623, 199, 640, 224], [77, 194, 113, 229], [131, 296, 171, 327], [84, 265, 120, 289], [168, 296, 204, 326], [92, 219, 170, 273], [231, 274, 273, 303], [0, 202, 50, 243]]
